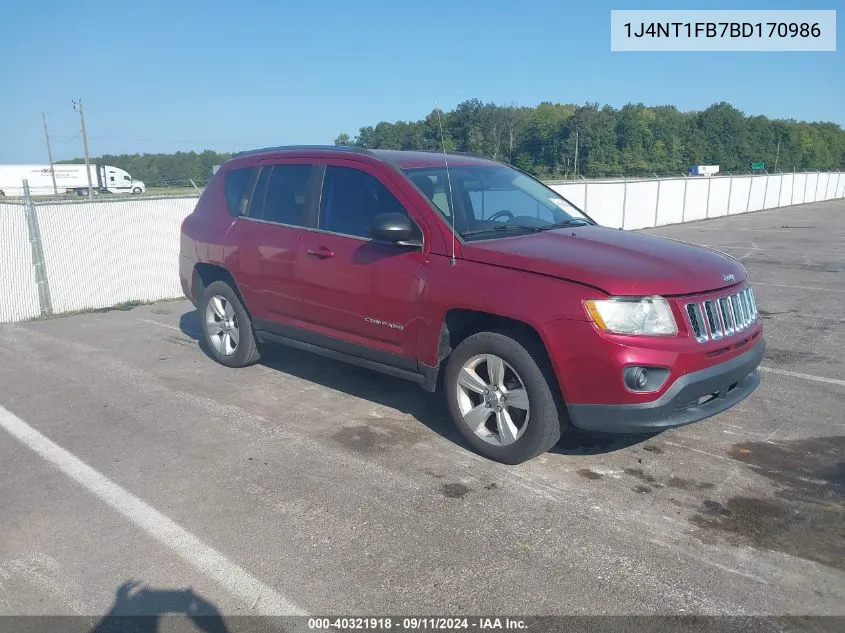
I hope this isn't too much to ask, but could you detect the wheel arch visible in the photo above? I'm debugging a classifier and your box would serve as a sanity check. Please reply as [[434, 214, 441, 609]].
[[435, 308, 564, 401], [192, 263, 252, 318]]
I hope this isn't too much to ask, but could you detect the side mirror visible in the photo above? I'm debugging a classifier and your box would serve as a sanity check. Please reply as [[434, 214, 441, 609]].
[[369, 212, 413, 243]]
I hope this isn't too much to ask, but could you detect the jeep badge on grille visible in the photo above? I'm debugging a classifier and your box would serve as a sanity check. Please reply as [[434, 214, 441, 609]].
[[723, 273, 735, 282]]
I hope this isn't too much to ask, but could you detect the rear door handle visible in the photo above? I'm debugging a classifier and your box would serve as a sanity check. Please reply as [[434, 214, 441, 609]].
[[307, 246, 335, 259]]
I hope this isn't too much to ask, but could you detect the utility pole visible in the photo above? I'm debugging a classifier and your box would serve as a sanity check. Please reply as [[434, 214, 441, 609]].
[[42, 112, 58, 196], [774, 139, 780, 173], [72, 98, 94, 199], [573, 129, 579, 180]]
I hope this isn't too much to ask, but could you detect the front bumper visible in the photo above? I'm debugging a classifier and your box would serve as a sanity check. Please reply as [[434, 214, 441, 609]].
[[567, 337, 765, 433]]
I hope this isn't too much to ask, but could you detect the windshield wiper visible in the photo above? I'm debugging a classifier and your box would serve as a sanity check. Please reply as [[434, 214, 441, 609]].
[[461, 218, 593, 238], [461, 224, 546, 237], [536, 218, 592, 230]]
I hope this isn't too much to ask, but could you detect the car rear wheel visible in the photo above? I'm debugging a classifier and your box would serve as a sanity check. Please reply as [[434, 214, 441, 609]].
[[199, 281, 261, 368], [445, 331, 563, 464], [132, 187, 142, 194]]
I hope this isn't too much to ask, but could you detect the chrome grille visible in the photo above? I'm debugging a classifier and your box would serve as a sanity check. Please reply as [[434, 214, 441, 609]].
[[685, 286, 757, 343], [686, 303, 707, 342], [718, 297, 734, 335], [741, 291, 754, 327], [703, 300, 722, 339]]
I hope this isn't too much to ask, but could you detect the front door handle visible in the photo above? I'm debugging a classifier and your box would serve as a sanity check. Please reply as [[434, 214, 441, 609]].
[[307, 246, 335, 259]]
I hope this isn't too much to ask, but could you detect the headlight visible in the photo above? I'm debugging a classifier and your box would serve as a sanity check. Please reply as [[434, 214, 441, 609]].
[[584, 296, 677, 336]]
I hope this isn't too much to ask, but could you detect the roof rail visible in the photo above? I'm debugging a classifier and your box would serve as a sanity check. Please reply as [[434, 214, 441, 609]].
[[407, 148, 494, 160], [233, 145, 377, 158]]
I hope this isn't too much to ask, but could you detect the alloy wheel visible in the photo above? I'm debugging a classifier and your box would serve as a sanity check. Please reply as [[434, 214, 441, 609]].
[[455, 354, 530, 446], [205, 295, 239, 356]]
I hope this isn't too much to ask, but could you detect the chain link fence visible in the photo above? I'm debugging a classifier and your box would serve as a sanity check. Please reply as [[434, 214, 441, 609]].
[[1, 171, 843, 324], [1, 190, 198, 323], [0, 202, 42, 322]]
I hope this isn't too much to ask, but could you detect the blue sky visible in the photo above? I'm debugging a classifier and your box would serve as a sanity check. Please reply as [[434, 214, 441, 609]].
[[1, 0, 841, 163]]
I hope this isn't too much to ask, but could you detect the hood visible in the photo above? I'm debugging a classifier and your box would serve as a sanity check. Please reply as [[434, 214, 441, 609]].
[[460, 226, 746, 296]]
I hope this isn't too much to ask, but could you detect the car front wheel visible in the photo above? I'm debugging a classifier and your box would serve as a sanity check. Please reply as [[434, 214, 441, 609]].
[[445, 331, 563, 464]]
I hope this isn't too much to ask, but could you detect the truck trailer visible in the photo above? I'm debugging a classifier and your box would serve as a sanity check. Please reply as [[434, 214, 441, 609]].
[[0, 164, 146, 197], [687, 165, 720, 177]]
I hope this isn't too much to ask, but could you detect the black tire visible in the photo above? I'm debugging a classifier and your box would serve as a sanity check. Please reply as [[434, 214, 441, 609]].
[[198, 280, 261, 368], [132, 187, 142, 194], [444, 331, 564, 464]]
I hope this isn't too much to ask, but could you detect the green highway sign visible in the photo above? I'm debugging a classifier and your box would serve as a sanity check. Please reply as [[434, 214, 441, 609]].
[[751, 161, 765, 170]]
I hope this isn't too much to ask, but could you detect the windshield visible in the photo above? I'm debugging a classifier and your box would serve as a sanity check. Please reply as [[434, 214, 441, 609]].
[[403, 164, 592, 241]]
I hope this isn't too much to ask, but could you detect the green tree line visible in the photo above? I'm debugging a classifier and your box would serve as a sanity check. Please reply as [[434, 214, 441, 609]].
[[59, 150, 233, 187], [335, 100, 845, 178], [58, 100, 844, 184]]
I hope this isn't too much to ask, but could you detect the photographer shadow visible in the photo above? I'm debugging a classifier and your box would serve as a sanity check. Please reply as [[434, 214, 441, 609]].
[[89, 581, 230, 633]]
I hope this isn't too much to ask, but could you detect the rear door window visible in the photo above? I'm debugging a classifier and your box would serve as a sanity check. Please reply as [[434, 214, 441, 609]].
[[248, 164, 313, 227], [224, 167, 255, 217]]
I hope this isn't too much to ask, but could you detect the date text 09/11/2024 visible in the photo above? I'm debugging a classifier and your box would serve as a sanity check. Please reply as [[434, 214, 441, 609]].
[[623, 22, 821, 39], [307, 617, 528, 630]]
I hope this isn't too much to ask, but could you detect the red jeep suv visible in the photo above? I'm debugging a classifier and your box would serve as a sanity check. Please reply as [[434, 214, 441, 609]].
[[179, 146, 764, 464]]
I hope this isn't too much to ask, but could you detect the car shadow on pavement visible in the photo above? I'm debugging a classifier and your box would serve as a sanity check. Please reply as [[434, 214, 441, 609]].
[[178, 310, 458, 443], [550, 427, 655, 456], [179, 310, 651, 457], [89, 580, 230, 633]]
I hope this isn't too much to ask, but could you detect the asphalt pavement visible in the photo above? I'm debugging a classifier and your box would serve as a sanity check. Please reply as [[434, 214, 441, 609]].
[[0, 199, 843, 625]]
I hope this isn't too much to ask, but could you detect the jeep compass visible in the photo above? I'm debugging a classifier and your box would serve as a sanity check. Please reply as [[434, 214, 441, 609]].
[[179, 146, 764, 464]]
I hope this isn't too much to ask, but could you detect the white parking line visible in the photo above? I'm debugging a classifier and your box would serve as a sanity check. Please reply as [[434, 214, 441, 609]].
[[137, 318, 183, 332], [679, 227, 818, 232], [0, 405, 305, 616], [759, 366, 845, 387], [700, 245, 845, 258], [137, 318, 202, 337], [753, 282, 845, 294]]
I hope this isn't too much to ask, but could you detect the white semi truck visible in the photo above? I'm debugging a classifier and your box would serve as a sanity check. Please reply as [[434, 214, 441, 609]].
[[687, 165, 720, 177], [0, 164, 146, 197]]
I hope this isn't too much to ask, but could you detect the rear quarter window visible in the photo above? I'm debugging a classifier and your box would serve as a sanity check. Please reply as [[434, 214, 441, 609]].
[[224, 167, 255, 217]]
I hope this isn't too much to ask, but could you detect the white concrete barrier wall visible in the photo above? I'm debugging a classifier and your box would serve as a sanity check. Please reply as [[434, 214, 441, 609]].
[[828, 173, 839, 198], [682, 178, 709, 222], [35, 197, 198, 315], [622, 181, 658, 230], [762, 175, 780, 209], [549, 172, 844, 227], [780, 174, 794, 206], [0, 203, 41, 323], [747, 176, 766, 211], [587, 181, 625, 228], [553, 182, 585, 210], [794, 174, 806, 205], [1, 172, 844, 323], [654, 178, 685, 225], [728, 177, 751, 214], [706, 177, 731, 218]]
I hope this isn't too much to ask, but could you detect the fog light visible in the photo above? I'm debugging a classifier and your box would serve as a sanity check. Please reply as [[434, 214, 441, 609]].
[[624, 367, 648, 390], [623, 366, 670, 392]]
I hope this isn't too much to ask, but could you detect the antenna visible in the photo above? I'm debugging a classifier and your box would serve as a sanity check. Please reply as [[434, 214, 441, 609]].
[[435, 100, 457, 266]]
